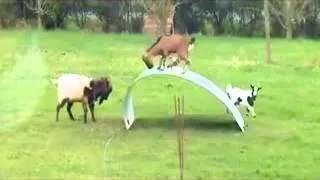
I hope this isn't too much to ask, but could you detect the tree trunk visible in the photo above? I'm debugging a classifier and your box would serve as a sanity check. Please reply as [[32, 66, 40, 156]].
[[23, 0, 26, 21], [170, 4, 176, 34], [264, 0, 272, 64], [37, 0, 42, 30], [159, 20, 166, 34], [170, 17, 175, 34], [286, 25, 293, 39], [285, 0, 293, 39]]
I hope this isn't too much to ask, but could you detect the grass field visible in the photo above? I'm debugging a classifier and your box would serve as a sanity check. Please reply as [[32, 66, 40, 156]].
[[0, 30, 320, 179]]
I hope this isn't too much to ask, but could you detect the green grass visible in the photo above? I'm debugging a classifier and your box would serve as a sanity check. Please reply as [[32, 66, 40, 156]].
[[0, 30, 320, 179]]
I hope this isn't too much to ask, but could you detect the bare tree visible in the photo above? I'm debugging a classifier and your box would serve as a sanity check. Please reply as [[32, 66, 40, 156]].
[[269, 0, 314, 39], [73, 0, 88, 29], [142, 0, 175, 34], [24, 0, 50, 29], [142, 0, 195, 35]]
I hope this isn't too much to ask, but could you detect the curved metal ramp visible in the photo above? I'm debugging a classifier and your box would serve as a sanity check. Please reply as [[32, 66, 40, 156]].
[[123, 66, 245, 133]]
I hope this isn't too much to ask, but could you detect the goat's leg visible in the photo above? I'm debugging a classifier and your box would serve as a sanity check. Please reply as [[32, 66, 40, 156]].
[[182, 64, 188, 74], [159, 51, 169, 70], [246, 105, 256, 118], [161, 57, 166, 69], [226, 101, 240, 114], [56, 104, 61, 122], [250, 108, 257, 118], [66, 102, 75, 121], [82, 100, 88, 124], [171, 56, 180, 68], [182, 58, 192, 74], [226, 105, 237, 114], [158, 56, 166, 71], [56, 98, 68, 122], [88, 103, 96, 122], [157, 58, 163, 70], [178, 53, 190, 74], [245, 108, 250, 117], [167, 59, 179, 69], [244, 109, 249, 128]]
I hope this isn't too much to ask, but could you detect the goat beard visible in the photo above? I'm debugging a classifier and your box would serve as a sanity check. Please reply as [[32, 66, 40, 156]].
[[92, 94, 104, 105], [90, 92, 103, 105]]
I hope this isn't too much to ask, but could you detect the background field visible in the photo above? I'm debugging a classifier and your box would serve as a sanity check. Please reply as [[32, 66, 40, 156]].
[[0, 30, 320, 179]]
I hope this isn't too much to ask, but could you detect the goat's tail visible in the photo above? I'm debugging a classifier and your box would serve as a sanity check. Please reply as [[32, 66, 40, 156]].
[[50, 78, 58, 86]]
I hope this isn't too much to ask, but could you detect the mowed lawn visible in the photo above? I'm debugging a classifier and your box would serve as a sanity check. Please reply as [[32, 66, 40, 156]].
[[0, 30, 320, 179]]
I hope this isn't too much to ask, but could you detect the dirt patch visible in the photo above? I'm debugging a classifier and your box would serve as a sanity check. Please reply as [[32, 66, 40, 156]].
[[214, 56, 260, 69], [303, 58, 320, 69]]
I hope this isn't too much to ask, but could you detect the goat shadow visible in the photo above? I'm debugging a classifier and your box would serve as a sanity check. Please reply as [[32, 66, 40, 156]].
[[131, 114, 242, 132]]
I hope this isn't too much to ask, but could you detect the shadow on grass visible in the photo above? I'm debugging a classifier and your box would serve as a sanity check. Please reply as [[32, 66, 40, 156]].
[[131, 114, 242, 132]]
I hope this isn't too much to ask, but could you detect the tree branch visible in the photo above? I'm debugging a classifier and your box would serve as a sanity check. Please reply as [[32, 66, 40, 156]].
[[268, 2, 287, 29], [24, 0, 49, 15], [24, 0, 37, 12]]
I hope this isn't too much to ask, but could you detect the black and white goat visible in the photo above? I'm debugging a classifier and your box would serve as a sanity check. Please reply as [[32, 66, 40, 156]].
[[225, 84, 262, 118]]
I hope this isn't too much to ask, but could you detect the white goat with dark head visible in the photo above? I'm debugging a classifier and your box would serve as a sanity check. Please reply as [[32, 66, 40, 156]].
[[51, 73, 113, 123], [225, 84, 262, 118]]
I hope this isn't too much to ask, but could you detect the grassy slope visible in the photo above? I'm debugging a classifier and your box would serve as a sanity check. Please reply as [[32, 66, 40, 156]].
[[0, 30, 320, 179]]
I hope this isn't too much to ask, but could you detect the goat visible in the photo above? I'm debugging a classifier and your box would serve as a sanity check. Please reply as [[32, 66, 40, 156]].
[[51, 73, 113, 123], [142, 34, 196, 73], [225, 84, 262, 118], [164, 40, 195, 69]]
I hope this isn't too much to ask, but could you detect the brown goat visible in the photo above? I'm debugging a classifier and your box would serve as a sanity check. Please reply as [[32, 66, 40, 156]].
[[142, 34, 196, 72]]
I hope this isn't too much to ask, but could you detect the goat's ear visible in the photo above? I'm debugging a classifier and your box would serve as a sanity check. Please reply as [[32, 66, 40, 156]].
[[250, 84, 254, 89]]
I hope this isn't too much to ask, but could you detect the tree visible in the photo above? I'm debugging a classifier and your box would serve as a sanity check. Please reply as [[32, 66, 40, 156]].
[[49, 1, 70, 29], [24, 0, 50, 29], [143, 0, 175, 34], [264, 0, 272, 63], [0, 0, 17, 28], [73, 0, 89, 29], [269, 0, 314, 39], [142, 0, 199, 34]]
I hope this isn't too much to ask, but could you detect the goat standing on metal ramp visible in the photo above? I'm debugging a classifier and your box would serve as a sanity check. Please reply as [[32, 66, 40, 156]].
[[142, 34, 196, 73]]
